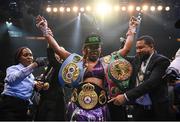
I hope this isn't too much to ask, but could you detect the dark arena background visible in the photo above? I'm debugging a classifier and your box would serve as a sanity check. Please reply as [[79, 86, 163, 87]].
[[0, 0, 180, 121]]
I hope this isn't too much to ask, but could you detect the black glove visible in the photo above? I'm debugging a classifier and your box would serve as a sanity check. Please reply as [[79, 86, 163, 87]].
[[35, 57, 49, 67]]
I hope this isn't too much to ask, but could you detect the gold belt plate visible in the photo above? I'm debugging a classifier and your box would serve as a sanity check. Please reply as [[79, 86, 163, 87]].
[[78, 83, 98, 110], [110, 59, 132, 81], [62, 63, 80, 84]]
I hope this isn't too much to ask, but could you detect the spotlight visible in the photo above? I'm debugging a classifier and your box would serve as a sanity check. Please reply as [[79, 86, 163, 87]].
[[142, 5, 148, 11], [80, 7, 85, 12], [128, 5, 134, 12], [157, 5, 163, 11], [73, 6, 78, 12], [114, 5, 120, 11], [165, 6, 170, 11], [96, 2, 112, 15], [53, 7, 58, 12], [46, 7, 51, 12], [136, 6, 141, 11], [66, 7, 71, 12], [86, 6, 91, 11], [150, 6, 155, 11], [107, 6, 112, 12], [9, 1, 17, 10], [59, 7, 65, 12], [6, 21, 12, 27], [121, 6, 126, 11], [9, 0, 23, 18]]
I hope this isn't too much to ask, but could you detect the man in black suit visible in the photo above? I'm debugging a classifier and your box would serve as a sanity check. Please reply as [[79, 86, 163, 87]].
[[35, 45, 65, 121], [108, 35, 171, 120]]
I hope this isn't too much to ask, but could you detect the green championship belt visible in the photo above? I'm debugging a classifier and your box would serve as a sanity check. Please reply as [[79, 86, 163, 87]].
[[107, 51, 132, 92]]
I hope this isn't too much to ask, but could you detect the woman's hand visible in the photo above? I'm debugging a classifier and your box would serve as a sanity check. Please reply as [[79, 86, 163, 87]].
[[126, 16, 140, 36], [36, 15, 53, 37], [36, 15, 48, 29], [129, 16, 140, 28]]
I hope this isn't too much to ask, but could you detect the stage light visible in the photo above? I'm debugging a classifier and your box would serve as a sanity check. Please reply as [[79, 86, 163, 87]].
[[142, 5, 148, 11], [73, 6, 78, 12], [43, 2, 171, 16], [150, 6, 155, 11], [53, 7, 58, 12], [136, 6, 141, 11], [86, 6, 91, 11], [108, 6, 112, 12], [96, 3, 109, 14], [6, 21, 12, 27], [157, 5, 163, 11], [9, 0, 22, 18], [59, 7, 65, 12], [80, 7, 85, 12], [9, 1, 17, 10], [128, 5, 134, 12], [66, 7, 71, 12], [96, 2, 113, 14], [114, 5, 120, 11], [46, 7, 51, 12], [165, 6, 170, 11], [121, 6, 126, 11]]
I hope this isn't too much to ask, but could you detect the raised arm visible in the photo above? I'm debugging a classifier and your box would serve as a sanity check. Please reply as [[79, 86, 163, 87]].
[[119, 16, 140, 57], [36, 15, 71, 60]]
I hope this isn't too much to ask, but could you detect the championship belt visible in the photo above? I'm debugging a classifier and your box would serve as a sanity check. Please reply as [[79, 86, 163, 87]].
[[71, 82, 107, 110], [58, 53, 83, 87], [107, 51, 132, 93]]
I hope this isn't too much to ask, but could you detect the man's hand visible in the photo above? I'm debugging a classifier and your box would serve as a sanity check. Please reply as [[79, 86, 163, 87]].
[[108, 94, 126, 106], [35, 81, 44, 91]]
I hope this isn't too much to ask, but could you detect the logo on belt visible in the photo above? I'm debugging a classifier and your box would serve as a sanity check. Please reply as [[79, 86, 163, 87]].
[[109, 59, 132, 81], [78, 83, 98, 110], [62, 63, 80, 84], [58, 53, 83, 87]]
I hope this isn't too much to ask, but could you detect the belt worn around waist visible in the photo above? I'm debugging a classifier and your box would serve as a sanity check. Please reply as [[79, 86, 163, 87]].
[[1, 94, 29, 105], [71, 82, 107, 110], [135, 103, 152, 110]]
